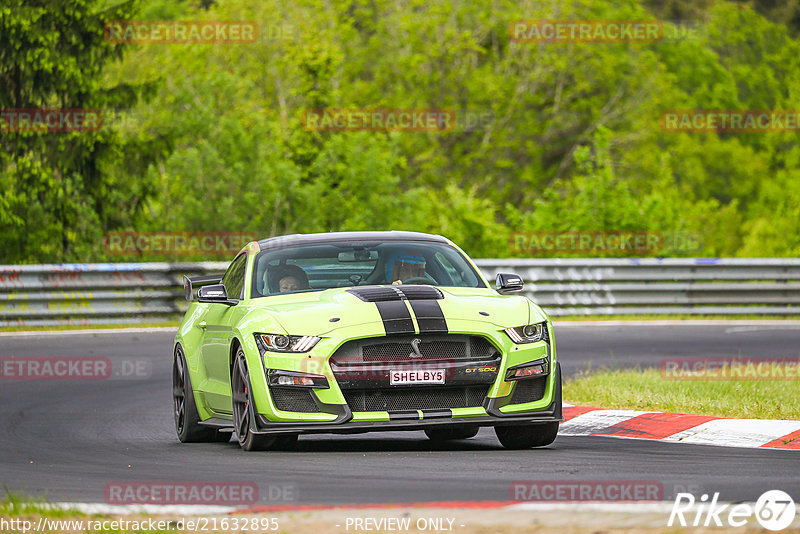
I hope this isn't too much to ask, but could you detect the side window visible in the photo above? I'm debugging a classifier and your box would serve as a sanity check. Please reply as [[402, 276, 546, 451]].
[[221, 253, 247, 300]]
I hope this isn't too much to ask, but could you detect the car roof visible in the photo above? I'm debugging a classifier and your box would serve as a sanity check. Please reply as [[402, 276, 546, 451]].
[[256, 231, 449, 251]]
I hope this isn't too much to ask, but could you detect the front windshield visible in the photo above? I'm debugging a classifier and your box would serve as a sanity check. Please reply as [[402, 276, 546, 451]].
[[251, 240, 486, 297]]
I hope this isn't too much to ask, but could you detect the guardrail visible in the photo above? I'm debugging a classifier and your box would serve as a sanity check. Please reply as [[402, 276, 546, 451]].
[[1, 259, 798, 326]]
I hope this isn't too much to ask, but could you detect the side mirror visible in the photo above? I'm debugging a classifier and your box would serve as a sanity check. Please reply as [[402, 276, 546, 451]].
[[496, 273, 524, 294], [197, 284, 236, 305]]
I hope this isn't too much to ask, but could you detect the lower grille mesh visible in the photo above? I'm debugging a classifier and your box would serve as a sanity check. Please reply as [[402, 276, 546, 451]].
[[343, 386, 489, 412], [269, 387, 321, 413], [509, 377, 548, 405]]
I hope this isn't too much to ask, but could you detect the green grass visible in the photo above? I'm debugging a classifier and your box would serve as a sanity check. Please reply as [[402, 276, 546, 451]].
[[0, 493, 82, 518], [564, 368, 800, 419], [0, 494, 175, 533]]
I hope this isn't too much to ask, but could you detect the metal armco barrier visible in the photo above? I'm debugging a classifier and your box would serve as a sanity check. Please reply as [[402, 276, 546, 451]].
[[475, 258, 800, 316], [0, 262, 227, 327], [1, 258, 798, 326]]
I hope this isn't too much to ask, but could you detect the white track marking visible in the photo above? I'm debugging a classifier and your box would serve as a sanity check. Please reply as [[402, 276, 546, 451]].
[[507, 502, 684, 513], [0, 327, 178, 337], [662, 419, 800, 448], [724, 325, 800, 334], [50, 503, 238, 515], [559, 410, 648, 436]]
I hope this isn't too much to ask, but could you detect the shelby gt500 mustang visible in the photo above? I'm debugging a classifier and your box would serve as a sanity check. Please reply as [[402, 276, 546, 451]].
[[173, 231, 562, 450]]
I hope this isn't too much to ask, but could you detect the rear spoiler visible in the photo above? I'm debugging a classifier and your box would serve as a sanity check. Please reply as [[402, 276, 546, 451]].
[[183, 274, 224, 302]]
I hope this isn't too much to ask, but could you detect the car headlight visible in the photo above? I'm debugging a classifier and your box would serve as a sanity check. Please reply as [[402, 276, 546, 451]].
[[255, 333, 320, 353], [504, 322, 548, 344]]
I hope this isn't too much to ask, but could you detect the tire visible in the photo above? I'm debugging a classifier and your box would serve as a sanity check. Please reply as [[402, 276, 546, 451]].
[[173, 345, 232, 443], [231, 348, 297, 452], [494, 422, 559, 449], [424, 426, 479, 441]]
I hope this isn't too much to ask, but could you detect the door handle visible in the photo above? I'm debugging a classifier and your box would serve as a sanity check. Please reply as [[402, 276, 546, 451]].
[[198, 321, 207, 330]]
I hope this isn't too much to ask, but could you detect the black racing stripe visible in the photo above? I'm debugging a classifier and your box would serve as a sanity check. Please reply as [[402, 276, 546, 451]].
[[375, 300, 415, 334], [408, 299, 448, 333], [421, 409, 452, 419], [388, 410, 420, 421]]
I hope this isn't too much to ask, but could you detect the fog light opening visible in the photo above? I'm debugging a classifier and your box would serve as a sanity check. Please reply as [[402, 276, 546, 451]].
[[505, 359, 549, 381], [268, 370, 329, 389]]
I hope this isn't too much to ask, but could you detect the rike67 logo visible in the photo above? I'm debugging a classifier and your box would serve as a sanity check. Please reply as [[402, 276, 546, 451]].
[[669, 490, 796, 531]]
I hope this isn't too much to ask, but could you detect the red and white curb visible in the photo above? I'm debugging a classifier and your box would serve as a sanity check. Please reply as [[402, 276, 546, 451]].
[[561, 405, 800, 450], [45, 500, 685, 515], [40, 500, 800, 531]]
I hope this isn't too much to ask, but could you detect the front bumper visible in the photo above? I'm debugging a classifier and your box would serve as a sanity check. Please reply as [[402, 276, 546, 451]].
[[245, 325, 560, 433], [251, 362, 563, 435]]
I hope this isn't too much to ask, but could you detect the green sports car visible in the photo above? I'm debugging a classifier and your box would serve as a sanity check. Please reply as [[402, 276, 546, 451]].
[[173, 231, 562, 451]]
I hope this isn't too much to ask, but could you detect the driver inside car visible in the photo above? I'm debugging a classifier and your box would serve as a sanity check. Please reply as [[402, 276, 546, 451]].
[[262, 264, 310, 294], [385, 253, 428, 285]]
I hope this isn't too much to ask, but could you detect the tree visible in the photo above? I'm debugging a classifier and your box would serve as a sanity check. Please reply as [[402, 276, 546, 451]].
[[0, 0, 166, 262]]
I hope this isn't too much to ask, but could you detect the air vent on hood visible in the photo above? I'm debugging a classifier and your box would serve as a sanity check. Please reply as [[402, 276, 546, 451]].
[[347, 285, 443, 302], [398, 286, 444, 300]]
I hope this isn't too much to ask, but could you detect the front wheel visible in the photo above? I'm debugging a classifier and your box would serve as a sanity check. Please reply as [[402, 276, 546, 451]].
[[173, 345, 232, 443], [231, 348, 297, 451], [494, 422, 559, 449]]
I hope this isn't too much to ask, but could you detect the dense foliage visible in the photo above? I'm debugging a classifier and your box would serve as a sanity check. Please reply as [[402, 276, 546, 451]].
[[2, 0, 799, 262]]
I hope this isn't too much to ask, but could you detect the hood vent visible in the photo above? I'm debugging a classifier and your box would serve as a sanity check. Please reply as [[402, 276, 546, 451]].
[[347, 285, 443, 302]]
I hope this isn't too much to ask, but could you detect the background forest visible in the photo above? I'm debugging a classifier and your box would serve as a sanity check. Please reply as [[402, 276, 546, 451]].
[[2, 0, 800, 262]]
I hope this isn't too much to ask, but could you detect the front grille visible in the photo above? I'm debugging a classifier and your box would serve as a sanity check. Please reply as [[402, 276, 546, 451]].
[[509, 377, 548, 405], [332, 334, 498, 365], [343, 385, 489, 412], [269, 386, 321, 413], [363, 340, 468, 362]]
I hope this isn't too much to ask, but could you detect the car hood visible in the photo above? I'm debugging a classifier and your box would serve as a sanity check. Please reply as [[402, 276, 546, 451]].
[[245, 286, 538, 336]]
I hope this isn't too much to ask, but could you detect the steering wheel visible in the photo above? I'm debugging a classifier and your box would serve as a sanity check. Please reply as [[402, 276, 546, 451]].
[[399, 276, 435, 285]]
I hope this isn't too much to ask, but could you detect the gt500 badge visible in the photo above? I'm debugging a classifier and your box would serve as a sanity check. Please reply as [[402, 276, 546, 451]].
[[466, 367, 498, 373]]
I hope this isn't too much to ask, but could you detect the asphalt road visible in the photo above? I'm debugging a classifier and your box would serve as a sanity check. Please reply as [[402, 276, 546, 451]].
[[0, 323, 798, 505]]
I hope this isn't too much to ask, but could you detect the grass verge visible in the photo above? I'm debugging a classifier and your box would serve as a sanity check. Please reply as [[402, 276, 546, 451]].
[[564, 368, 800, 419], [0, 493, 82, 518]]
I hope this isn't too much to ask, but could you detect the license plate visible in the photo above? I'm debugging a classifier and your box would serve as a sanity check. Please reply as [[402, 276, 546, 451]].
[[390, 369, 445, 385]]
